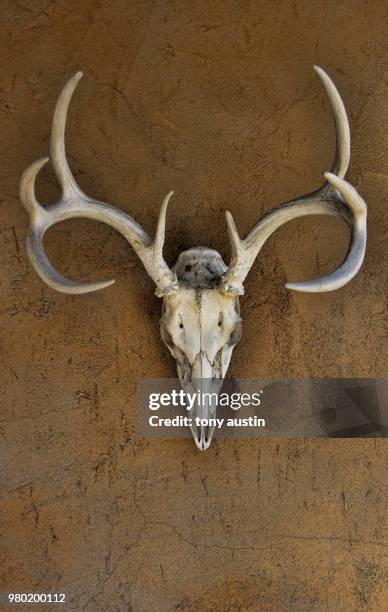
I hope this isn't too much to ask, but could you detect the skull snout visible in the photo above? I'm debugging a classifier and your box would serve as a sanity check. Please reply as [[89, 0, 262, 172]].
[[182, 355, 224, 451]]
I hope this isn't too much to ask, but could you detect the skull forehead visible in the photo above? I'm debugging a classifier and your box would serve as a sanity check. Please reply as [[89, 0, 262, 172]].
[[173, 247, 227, 289], [163, 285, 237, 318]]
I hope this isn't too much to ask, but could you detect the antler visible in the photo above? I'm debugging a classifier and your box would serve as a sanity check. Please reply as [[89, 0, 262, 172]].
[[221, 66, 367, 295], [19, 72, 178, 297]]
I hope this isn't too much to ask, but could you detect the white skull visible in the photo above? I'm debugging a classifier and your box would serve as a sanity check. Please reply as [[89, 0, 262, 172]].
[[160, 248, 242, 449]]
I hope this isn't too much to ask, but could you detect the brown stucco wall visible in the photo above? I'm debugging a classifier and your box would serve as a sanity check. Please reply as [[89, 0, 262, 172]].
[[1, 1, 387, 610]]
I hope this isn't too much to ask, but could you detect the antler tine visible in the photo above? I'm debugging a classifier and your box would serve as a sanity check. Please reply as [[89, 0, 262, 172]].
[[149, 190, 178, 297], [19, 72, 177, 297], [222, 66, 367, 296], [20, 156, 49, 216], [313, 65, 350, 178], [154, 191, 173, 261], [50, 70, 84, 199]]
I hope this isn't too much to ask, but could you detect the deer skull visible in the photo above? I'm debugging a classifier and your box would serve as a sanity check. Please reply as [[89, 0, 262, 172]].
[[19, 67, 367, 450]]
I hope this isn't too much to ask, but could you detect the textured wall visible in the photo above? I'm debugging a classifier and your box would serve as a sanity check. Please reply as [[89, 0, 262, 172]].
[[1, 1, 387, 610]]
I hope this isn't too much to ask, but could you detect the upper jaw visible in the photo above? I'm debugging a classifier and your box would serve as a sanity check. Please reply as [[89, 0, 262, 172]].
[[178, 350, 230, 451]]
